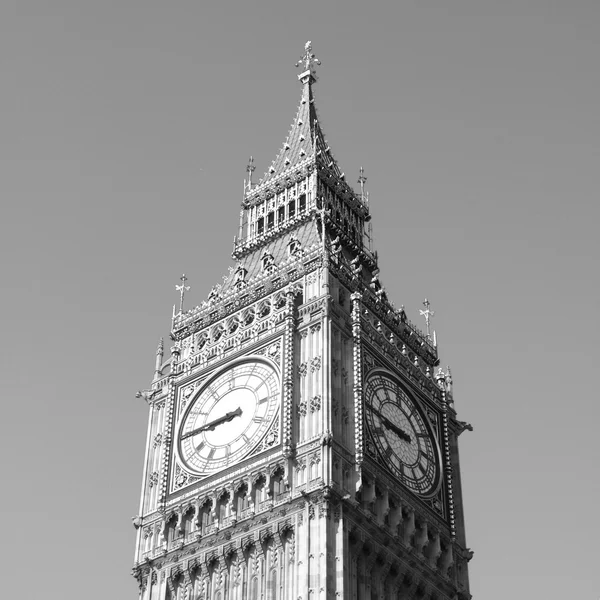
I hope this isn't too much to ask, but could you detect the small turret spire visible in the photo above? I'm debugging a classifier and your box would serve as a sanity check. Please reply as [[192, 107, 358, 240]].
[[358, 166, 367, 204], [246, 156, 255, 191], [154, 337, 164, 380]]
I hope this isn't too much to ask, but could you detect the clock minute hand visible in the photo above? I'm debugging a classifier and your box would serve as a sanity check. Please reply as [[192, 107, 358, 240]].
[[181, 407, 243, 440], [370, 405, 412, 443], [203, 407, 243, 431]]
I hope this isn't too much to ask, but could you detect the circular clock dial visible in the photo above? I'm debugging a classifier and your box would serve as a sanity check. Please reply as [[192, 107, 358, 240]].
[[365, 372, 441, 496], [178, 360, 279, 476]]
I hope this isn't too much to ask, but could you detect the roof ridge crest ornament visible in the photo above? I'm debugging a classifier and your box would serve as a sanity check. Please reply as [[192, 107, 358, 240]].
[[295, 41, 321, 83]]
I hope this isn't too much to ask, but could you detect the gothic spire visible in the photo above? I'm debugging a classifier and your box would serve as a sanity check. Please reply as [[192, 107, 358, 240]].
[[252, 41, 344, 191]]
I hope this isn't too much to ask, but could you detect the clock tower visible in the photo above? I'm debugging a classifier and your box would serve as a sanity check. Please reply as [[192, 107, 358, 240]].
[[132, 42, 473, 600]]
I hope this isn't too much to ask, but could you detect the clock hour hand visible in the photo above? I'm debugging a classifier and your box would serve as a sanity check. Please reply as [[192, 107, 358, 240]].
[[370, 406, 412, 443], [181, 407, 243, 440]]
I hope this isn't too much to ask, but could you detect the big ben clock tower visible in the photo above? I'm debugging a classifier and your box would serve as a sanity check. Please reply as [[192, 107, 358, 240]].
[[132, 42, 473, 600]]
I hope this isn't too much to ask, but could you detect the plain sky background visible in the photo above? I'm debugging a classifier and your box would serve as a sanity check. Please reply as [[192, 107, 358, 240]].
[[1, 1, 599, 598]]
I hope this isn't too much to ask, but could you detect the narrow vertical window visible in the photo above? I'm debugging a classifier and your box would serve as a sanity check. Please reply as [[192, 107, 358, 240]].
[[267, 569, 278, 600], [299, 193, 306, 212]]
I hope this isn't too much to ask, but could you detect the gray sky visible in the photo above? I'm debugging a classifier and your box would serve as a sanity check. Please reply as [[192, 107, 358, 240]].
[[1, 1, 599, 598]]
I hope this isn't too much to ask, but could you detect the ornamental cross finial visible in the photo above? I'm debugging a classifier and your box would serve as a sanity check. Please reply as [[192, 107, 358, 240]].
[[175, 274, 190, 313], [295, 41, 321, 74], [419, 298, 435, 339], [246, 156, 255, 190]]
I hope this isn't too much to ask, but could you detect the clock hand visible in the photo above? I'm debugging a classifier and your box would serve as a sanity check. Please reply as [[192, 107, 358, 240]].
[[181, 407, 243, 440], [369, 405, 412, 443], [204, 407, 243, 431]]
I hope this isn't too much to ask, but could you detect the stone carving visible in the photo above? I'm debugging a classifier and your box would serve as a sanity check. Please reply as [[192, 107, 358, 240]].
[[332, 399, 339, 417], [341, 407, 349, 425], [136, 388, 160, 402], [309, 395, 322, 413], [341, 367, 348, 384]]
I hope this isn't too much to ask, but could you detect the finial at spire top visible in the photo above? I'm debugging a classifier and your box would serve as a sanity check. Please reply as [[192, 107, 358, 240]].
[[175, 274, 190, 313], [419, 298, 435, 339], [296, 41, 321, 81]]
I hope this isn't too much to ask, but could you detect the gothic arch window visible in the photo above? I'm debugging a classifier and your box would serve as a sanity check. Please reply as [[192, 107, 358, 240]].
[[288, 236, 302, 257], [181, 506, 194, 538], [235, 483, 250, 514], [296, 462, 306, 486], [243, 308, 255, 326], [258, 300, 271, 318], [165, 514, 178, 544], [217, 491, 230, 523], [271, 467, 286, 501], [250, 577, 259, 600], [267, 569, 278, 600], [274, 293, 286, 310], [199, 499, 213, 534], [195, 333, 208, 351], [254, 475, 266, 507], [227, 316, 239, 334], [262, 252, 276, 274], [211, 325, 225, 343], [234, 265, 248, 289], [208, 285, 222, 305]]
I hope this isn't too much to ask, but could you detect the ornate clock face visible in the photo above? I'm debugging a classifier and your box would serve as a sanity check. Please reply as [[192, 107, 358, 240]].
[[178, 360, 279, 477], [365, 372, 441, 496]]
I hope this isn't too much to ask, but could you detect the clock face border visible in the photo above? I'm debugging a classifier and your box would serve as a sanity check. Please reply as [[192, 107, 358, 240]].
[[364, 369, 442, 498], [175, 356, 281, 479]]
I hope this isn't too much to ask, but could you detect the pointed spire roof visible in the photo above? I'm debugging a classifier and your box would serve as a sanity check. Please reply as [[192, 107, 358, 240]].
[[249, 42, 345, 195]]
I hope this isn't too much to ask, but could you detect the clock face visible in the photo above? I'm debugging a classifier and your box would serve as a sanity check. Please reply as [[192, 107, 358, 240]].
[[365, 372, 441, 496], [178, 360, 280, 477]]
